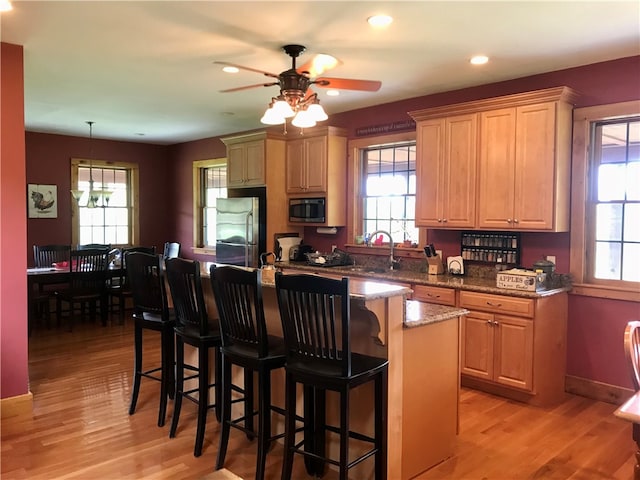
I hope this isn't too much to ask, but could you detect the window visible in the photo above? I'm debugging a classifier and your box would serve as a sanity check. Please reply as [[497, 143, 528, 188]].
[[362, 142, 417, 243], [193, 158, 226, 252], [71, 158, 139, 247], [570, 101, 640, 301]]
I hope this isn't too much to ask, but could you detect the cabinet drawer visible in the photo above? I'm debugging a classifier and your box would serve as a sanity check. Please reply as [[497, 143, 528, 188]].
[[459, 290, 534, 318], [412, 285, 456, 306]]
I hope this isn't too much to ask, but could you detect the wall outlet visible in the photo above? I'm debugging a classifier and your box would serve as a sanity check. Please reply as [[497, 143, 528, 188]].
[[546, 255, 556, 265], [436, 249, 443, 258]]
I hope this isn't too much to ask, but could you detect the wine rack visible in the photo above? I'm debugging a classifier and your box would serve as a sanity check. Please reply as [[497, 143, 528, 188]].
[[461, 231, 520, 265]]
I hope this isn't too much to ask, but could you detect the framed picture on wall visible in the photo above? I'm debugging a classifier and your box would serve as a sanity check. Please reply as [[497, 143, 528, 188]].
[[27, 184, 58, 218]]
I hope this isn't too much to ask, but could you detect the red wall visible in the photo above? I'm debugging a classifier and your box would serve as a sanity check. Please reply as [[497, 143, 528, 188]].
[[25, 132, 175, 261], [1, 42, 29, 399]]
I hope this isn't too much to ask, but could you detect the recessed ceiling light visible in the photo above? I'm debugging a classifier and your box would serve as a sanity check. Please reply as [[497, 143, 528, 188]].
[[326, 90, 340, 97], [470, 55, 489, 65], [0, 0, 12, 12], [222, 66, 239, 73], [367, 15, 393, 28]]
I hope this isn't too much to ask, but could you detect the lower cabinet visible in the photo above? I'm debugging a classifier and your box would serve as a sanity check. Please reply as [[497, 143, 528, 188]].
[[461, 309, 533, 391], [458, 289, 567, 406]]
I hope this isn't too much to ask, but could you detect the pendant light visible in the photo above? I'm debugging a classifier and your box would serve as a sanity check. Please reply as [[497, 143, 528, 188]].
[[71, 121, 110, 208]]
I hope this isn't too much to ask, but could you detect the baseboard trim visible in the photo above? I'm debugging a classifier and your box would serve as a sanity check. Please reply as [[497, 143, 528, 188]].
[[0, 391, 33, 419], [565, 375, 633, 405]]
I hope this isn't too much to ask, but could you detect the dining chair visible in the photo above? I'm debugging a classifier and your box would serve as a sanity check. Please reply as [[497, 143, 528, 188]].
[[165, 257, 222, 457], [109, 245, 156, 323], [275, 272, 389, 480], [77, 243, 111, 250], [210, 264, 287, 480], [54, 247, 110, 330], [163, 241, 180, 259], [126, 251, 175, 427], [31, 244, 71, 332]]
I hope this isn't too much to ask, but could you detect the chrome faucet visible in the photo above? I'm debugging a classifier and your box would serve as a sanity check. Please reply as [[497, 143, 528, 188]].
[[367, 229, 397, 270]]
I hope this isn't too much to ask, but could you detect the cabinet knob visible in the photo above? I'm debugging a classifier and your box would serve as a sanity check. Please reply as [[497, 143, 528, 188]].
[[507, 218, 513, 223], [442, 218, 448, 223], [492, 320, 499, 326], [437, 219, 443, 223], [513, 219, 519, 224]]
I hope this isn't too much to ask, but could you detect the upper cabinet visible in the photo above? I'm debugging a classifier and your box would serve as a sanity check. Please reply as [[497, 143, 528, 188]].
[[410, 87, 578, 232], [413, 114, 478, 228], [285, 126, 348, 226], [222, 132, 275, 188]]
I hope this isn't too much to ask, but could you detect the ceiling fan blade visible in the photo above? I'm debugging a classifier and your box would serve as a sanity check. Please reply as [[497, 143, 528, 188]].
[[220, 82, 279, 93], [297, 54, 342, 77], [213, 61, 279, 79], [314, 77, 382, 92]]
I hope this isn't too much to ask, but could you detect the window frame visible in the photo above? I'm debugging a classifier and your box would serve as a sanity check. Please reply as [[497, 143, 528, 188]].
[[570, 100, 640, 301], [70, 158, 139, 247], [192, 157, 226, 255], [346, 131, 426, 252]]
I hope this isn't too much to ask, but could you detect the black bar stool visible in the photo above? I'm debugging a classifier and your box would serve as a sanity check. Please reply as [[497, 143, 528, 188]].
[[125, 251, 175, 427], [210, 264, 288, 480], [165, 257, 222, 457], [275, 272, 389, 480]]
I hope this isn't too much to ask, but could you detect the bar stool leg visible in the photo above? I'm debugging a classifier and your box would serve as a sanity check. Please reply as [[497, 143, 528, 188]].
[[169, 339, 185, 439], [129, 324, 143, 415], [281, 372, 296, 480], [256, 367, 271, 480], [194, 345, 210, 457], [339, 387, 349, 480], [215, 355, 233, 470]]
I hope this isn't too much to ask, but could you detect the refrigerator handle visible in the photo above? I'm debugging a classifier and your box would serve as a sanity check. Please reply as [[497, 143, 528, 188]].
[[244, 211, 253, 267]]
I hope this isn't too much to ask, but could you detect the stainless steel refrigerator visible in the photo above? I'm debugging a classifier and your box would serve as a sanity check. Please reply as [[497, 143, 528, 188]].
[[215, 196, 263, 267]]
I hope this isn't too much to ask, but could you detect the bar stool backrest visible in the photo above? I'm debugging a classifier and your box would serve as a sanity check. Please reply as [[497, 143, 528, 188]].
[[210, 265, 268, 357], [275, 272, 351, 377], [165, 258, 210, 337], [126, 251, 169, 319], [163, 242, 180, 259]]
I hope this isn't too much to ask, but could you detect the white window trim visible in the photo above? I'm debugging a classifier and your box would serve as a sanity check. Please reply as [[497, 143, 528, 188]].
[[192, 158, 226, 255], [70, 157, 139, 247], [570, 100, 640, 302]]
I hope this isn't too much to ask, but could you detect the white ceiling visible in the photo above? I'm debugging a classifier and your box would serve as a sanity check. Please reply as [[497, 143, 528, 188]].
[[2, 1, 639, 145]]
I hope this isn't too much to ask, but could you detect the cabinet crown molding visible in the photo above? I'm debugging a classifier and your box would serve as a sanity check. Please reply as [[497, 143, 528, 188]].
[[409, 86, 579, 121], [221, 129, 288, 145]]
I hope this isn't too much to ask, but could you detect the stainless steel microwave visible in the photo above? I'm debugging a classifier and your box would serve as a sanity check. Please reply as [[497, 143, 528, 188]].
[[289, 197, 326, 223]]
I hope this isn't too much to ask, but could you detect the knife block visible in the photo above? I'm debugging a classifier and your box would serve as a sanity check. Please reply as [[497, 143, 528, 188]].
[[427, 255, 445, 275]]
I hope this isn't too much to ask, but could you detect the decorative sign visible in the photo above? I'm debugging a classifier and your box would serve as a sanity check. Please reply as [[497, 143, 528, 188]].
[[355, 119, 416, 137], [27, 184, 57, 218]]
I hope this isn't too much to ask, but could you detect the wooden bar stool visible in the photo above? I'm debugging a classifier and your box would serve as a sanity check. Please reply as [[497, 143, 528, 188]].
[[210, 265, 287, 480], [125, 251, 175, 427], [275, 272, 389, 480], [165, 257, 222, 457]]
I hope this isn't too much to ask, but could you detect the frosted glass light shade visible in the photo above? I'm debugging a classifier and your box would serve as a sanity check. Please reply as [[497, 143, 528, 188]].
[[260, 107, 285, 125], [292, 110, 316, 128], [272, 100, 295, 118], [307, 103, 328, 122], [70, 189, 84, 202]]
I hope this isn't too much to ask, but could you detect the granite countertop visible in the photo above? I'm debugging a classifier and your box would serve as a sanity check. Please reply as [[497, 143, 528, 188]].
[[404, 300, 469, 329], [279, 261, 570, 299]]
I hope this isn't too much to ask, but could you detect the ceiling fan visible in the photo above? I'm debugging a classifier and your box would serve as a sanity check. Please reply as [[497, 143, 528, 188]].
[[214, 44, 382, 127]]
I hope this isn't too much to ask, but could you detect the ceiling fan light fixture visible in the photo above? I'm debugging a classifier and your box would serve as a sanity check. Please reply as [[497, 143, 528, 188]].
[[260, 106, 286, 125], [272, 98, 295, 118], [291, 109, 317, 129], [307, 102, 328, 122]]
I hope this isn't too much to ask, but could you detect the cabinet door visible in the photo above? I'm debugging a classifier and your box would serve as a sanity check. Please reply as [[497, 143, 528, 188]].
[[286, 139, 306, 193], [478, 108, 517, 229], [244, 140, 265, 186], [514, 103, 556, 229], [415, 119, 445, 226], [443, 114, 477, 228], [461, 310, 494, 380], [303, 136, 328, 192], [227, 144, 246, 187], [493, 314, 534, 391]]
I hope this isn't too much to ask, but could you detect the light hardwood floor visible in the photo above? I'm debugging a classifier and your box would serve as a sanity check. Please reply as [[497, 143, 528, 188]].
[[1, 314, 636, 480]]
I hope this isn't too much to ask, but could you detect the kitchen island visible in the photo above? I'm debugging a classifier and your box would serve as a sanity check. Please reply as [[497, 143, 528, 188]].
[[200, 263, 467, 480]]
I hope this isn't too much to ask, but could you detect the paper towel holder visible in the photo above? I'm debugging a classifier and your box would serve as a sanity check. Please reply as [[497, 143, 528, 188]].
[[316, 227, 338, 235]]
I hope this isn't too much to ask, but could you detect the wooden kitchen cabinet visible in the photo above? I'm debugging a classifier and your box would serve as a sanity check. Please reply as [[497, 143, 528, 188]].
[[477, 90, 577, 231], [410, 86, 577, 232], [285, 126, 348, 226], [412, 284, 456, 306], [222, 131, 287, 188], [458, 289, 568, 406], [285, 126, 346, 194], [412, 114, 478, 228]]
